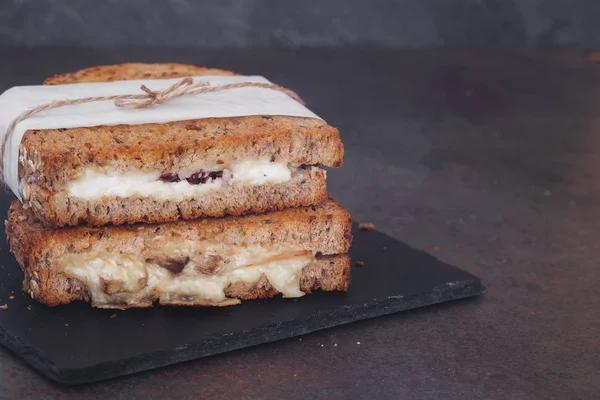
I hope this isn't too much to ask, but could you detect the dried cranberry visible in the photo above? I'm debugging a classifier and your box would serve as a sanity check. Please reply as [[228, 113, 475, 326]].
[[160, 172, 180, 182], [183, 170, 224, 184], [187, 171, 208, 184], [186, 172, 201, 184], [208, 171, 223, 180]]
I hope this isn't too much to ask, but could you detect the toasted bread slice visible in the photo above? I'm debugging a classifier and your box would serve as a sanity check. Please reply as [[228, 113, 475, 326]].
[[43, 63, 237, 84], [20, 63, 343, 227], [6, 198, 353, 309]]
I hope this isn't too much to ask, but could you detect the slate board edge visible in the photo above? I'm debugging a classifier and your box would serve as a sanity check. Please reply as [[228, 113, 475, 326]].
[[0, 323, 61, 382], [1, 278, 484, 385]]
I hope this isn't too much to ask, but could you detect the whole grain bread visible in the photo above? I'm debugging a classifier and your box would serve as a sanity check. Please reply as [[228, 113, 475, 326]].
[[20, 255, 350, 308], [20, 63, 344, 227], [43, 63, 237, 85], [6, 198, 353, 307], [34, 167, 328, 227]]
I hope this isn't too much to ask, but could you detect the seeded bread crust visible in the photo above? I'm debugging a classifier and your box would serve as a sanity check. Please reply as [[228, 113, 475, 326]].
[[43, 63, 237, 85], [20, 63, 344, 227], [6, 198, 353, 307]]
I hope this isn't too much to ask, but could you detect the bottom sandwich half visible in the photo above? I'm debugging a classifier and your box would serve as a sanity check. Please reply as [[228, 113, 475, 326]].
[[5, 199, 353, 309]]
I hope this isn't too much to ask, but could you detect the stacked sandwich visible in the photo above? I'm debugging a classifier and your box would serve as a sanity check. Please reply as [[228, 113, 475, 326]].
[[3, 63, 352, 309]]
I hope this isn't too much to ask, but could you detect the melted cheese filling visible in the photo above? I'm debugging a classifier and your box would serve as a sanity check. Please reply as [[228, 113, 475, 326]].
[[67, 159, 297, 201], [61, 242, 314, 308]]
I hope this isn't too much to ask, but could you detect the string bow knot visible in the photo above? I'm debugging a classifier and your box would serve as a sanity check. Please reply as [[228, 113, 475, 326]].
[[114, 77, 210, 109]]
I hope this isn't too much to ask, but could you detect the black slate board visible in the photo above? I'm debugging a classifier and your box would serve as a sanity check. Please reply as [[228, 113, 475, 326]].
[[0, 206, 484, 384]]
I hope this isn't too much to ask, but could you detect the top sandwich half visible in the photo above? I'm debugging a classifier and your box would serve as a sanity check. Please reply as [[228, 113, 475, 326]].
[[19, 63, 343, 227]]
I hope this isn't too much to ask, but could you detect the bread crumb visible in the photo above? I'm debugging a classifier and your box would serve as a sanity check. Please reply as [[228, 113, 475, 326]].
[[355, 261, 365, 267], [357, 341, 361, 345], [110, 313, 118, 319], [65, 324, 69, 327], [9, 296, 14, 300], [0, 304, 8, 310], [359, 222, 375, 231]]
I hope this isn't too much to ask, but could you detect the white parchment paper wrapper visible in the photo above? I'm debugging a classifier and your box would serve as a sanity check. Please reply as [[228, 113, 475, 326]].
[[0, 75, 322, 200]]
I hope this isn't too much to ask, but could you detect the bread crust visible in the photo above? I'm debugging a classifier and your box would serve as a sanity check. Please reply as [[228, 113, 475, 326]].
[[42, 63, 237, 85], [19, 63, 343, 226], [6, 198, 353, 307]]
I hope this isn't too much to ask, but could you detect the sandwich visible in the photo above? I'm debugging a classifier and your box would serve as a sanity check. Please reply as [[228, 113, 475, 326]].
[[6, 198, 352, 309], [16, 63, 343, 227]]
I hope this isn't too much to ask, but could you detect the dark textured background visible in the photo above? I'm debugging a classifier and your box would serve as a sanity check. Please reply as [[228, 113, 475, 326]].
[[1, 1, 600, 399], [1, 0, 600, 48], [0, 46, 599, 400]]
